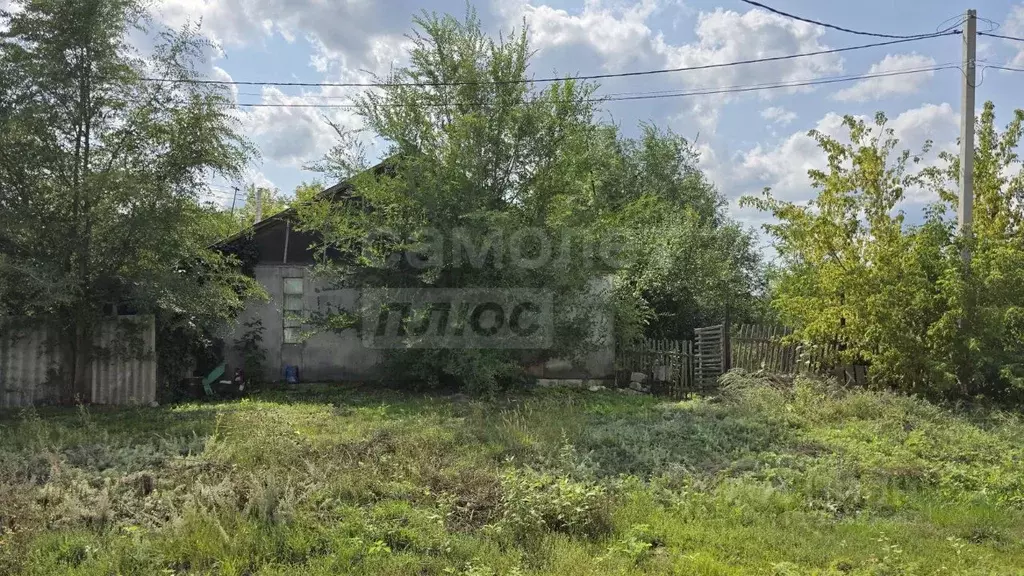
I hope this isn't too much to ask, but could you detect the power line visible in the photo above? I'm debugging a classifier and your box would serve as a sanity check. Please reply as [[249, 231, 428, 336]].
[[979, 63, 1024, 73], [228, 64, 956, 109], [144, 32, 955, 89], [979, 32, 1024, 42], [200, 189, 240, 199], [738, 1, 961, 39], [603, 65, 958, 103], [248, 62, 955, 105]]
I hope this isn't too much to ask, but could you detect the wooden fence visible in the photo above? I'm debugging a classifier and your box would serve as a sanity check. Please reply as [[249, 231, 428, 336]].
[[694, 324, 726, 388], [618, 323, 733, 399], [615, 338, 695, 399], [730, 324, 797, 373], [730, 324, 867, 386], [617, 323, 868, 399], [614, 325, 727, 399]]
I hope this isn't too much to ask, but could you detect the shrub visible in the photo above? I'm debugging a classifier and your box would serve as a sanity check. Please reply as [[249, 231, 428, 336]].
[[488, 468, 611, 542], [235, 318, 268, 383], [743, 104, 1024, 399]]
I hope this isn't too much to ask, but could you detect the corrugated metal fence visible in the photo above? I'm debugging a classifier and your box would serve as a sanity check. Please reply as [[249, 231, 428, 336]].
[[0, 315, 156, 408]]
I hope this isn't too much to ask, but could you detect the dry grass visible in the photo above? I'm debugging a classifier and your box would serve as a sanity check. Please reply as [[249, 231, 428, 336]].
[[1, 376, 1023, 574]]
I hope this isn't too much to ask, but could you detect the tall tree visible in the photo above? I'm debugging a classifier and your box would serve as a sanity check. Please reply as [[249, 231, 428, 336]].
[[746, 104, 1024, 398], [299, 10, 762, 389], [298, 10, 606, 391], [0, 0, 257, 399]]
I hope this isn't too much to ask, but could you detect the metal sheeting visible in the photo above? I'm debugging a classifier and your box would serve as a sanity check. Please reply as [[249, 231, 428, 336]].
[[0, 316, 156, 409], [0, 320, 60, 408], [90, 316, 157, 406]]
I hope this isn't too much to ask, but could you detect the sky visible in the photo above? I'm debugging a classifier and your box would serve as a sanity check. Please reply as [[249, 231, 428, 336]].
[[22, 0, 1024, 237]]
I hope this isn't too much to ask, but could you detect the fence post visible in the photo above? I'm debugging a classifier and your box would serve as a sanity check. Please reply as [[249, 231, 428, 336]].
[[723, 313, 732, 372]]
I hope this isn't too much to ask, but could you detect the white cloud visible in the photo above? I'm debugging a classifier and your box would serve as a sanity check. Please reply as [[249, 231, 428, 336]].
[[153, 0, 414, 73], [503, 0, 661, 69], [240, 28, 411, 169], [243, 86, 361, 168], [1006, 4, 1024, 67], [832, 53, 937, 102], [149, 0, 412, 171], [504, 2, 844, 94], [211, 65, 238, 103], [308, 32, 412, 77], [730, 103, 958, 208], [737, 112, 847, 203], [761, 106, 796, 126], [247, 170, 277, 191], [656, 8, 843, 95], [496, 1, 844, 148], [0, 0, 21, 32]]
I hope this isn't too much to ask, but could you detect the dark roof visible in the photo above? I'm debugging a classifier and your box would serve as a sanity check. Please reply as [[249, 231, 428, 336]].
[[213, 157, 395, 248]]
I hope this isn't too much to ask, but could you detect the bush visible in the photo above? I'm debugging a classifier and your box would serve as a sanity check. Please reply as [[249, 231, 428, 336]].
[[380, 348, 527, 394], [235, 318, 268, 383], [488, 468, 611, 542], [744, 104, 1024, 399]]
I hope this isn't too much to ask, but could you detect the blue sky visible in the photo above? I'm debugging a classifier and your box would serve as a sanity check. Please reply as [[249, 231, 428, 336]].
[[129, 1, 1024, 229]]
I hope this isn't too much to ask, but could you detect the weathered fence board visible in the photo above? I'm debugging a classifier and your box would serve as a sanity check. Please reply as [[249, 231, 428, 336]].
[[731, 324, 797, 373], [91, 316, 157, 406], [694, 324, 725, 388], [0, 316, 157, 408], [616, 338, 695, 399], [730, 323, 867, 385]]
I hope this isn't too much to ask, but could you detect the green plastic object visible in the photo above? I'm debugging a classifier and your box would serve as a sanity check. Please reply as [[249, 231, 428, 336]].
[[202, 362, 225, 396]]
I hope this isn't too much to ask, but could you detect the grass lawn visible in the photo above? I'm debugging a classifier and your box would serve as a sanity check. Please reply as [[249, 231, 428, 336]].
[[1, 372, 1023, 575]]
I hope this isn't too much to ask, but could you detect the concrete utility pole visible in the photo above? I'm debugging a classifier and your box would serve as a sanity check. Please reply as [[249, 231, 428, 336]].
[[255, 186, 263, 223], [958, 9, 977, 264], [230, 186, 240, 215]]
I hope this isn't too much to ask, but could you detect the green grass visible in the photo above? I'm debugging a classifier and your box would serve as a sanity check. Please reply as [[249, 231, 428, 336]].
[[2, 373, 1024, 574]]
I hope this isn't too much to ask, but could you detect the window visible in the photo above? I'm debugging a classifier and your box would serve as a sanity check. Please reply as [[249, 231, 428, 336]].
[[283, 277, 303, 344]]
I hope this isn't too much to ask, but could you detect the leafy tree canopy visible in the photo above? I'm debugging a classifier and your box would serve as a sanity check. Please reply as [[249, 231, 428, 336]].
[[298, 10, 763, 390], [0, 0, 260, 397], [744, 103, 1024, 398]]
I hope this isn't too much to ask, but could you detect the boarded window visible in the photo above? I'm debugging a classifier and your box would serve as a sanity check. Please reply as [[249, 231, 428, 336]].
[[283, 277, 303, 344]]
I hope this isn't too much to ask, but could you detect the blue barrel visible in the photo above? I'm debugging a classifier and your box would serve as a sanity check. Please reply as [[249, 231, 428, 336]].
[[284, 365, 300, 384]]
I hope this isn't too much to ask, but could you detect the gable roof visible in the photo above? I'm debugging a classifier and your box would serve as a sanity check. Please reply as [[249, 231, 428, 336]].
[[214, 157, 395, 248]]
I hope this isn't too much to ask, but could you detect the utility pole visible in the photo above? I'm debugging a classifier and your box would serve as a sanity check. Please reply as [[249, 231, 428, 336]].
[[230, 186, 240, 215], [255, 186, 263, 223], [958, 9, 977, 265]]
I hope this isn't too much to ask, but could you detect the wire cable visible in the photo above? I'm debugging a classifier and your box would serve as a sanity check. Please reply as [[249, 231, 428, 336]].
[[979, 63, 1024, 72], [227, 64, 957, 109], [738, 0, 961, 38], [980, 32, 1024, 42], [142, 32, 956, 89]]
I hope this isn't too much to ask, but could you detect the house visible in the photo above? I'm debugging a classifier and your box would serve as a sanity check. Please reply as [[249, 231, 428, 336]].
[[217, 167, 614, 384], [216, 177, 382, 382]]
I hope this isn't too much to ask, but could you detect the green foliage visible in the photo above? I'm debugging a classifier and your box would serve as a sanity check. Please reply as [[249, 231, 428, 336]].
[[235, 184, 290, 229], [3, 376, 1024, 574], [0, 0, 259, 400], [234, 318, 267, 383], [489, 468, 611, 542], [297, 11, 762, 390], [744, 104, 1024, 398], [581, 124, 766, 341], [602, 523, 661, 565]]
